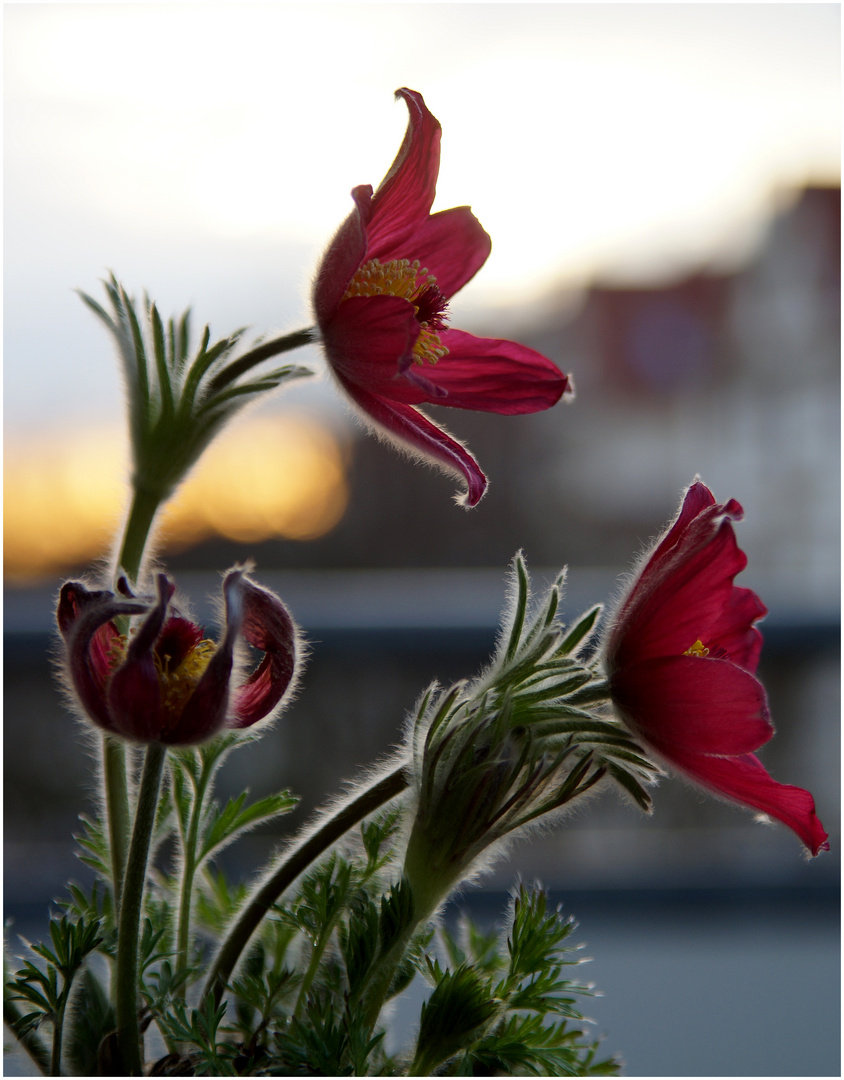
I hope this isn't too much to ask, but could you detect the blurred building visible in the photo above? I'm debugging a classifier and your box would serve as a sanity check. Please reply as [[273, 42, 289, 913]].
[[138, 187, 838, 593], [5, 185, 839, 1078]]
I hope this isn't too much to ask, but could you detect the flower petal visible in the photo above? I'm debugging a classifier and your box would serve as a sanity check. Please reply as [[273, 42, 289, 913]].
[[369, 206, 491, 297], [609, 514, 751, 670], [321, 295, 421, 393], [57, 581, 112, 637], [107, 575, 175, 741], [231, 573, 300, 728], [164, 690, 230, 744], [340, 377, 488, 506], [366, 88, 441, 256], [603, 481, 827, 857], [707, 586, 767, 672], [611, 655, 773, 756], [57, 581, 148, 734], [664, 747, 829, 857], [313, 185, 373, 327], [647, 481, 719, 573], [423, 329, 571, 414], [166, 575, 242, 745], [608, 483, 726, 653]]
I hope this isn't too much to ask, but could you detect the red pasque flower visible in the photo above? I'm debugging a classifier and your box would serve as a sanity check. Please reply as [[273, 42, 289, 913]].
[[312, 88, 572, 507], [57, 568, 301, 745], [603, 481, 828, 856]]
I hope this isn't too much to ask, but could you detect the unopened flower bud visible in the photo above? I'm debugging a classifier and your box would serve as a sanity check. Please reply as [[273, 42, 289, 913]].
[[57, 568, 302, 745]]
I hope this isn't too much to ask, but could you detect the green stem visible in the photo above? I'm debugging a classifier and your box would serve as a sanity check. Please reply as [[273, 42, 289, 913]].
[[3, 996, 51, 1076], [293, 923, 334, 1020], [118, 484, 161, 584], [50, 978, 76, 1077], [115, 742, 167, 1076], [174, 762, 213, 994], [354, 827, 458, 1033], [103, 738, 132, 913], [207, 327, 316, 393], [203, 762, 409, 1005], [103, 484, 164, 913], [356, 915, 423, 1033]]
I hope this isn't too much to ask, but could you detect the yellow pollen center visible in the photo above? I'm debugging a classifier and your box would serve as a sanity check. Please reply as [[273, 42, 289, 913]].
[[155, 639, 217, 715], [108, 632, 217, 715], [684, 639, 710, 657], [343, 258, 449, 366], [108, 633, 129, 668]]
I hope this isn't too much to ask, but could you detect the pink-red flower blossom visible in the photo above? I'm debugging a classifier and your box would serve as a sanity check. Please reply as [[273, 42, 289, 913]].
[[57, 568, 300, 745], [312, 88, 571, 507], [603, 481, 828, 856]]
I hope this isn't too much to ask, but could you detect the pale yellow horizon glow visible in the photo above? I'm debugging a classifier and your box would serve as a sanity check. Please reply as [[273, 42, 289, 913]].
[[4, 415, 350, 583]]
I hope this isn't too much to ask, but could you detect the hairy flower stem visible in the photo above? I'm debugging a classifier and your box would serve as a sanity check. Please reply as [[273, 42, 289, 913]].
[[208, 327, 316, 392], [103, 737, 132, 912], [102, 485, 163, 911], [50, 976, 75, 1076], [204, 762, 409, 1005], [118, 484, 161, 584], [115, 742, 167, 1076], [357, 915, 427, 1034], [293, 923, 335, 1021], [174, 761, 214, 995], [356, 846, 462, 1032]]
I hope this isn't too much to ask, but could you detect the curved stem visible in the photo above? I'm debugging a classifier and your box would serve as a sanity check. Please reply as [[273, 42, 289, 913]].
[[203, 762, 409, 1005], [207, 328, 316, 393], [115, 742, 167, 1076]]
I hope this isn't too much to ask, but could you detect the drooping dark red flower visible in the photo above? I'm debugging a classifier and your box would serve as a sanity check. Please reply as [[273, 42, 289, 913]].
[[603, 481, 828, 856], [57, 568, 300, 745], [312, 88, 572, 507]]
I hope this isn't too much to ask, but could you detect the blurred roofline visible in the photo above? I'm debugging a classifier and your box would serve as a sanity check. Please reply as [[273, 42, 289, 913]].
[[5, 567, 839, 645]]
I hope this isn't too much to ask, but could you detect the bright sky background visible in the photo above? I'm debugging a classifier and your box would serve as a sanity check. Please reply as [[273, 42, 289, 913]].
[[5, 2, 840, 431]]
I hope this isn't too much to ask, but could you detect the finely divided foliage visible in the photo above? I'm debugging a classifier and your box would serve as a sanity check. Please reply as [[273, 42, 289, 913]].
[[406, 555, 656, 890], [12, 538, 821, 1073], [78, 276, 313, 506], [8, 559, 639, 1076]]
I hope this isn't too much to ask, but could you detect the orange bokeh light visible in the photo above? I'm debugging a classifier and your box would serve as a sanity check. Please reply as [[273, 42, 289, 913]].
[[4, 414, 349, 582]]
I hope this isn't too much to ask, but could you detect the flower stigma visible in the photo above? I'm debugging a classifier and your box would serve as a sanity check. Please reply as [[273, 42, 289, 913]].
[[343, 258, 450, 365]]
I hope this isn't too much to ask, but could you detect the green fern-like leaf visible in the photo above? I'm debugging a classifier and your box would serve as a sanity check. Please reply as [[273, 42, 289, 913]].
[[199, 789, 297, 863]]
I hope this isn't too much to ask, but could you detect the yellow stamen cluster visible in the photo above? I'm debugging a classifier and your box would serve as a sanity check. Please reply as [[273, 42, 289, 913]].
[[155, 639, 217, 715], [108, 633, 129, 668], [106, 631, 217, 715], [684, 639, 710, 657], [343, 258, 449, 366]]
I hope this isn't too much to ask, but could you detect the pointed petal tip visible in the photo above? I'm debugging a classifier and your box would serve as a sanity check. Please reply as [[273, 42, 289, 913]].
[[394, 87, 433, 115], [456, 472, 488, 509]]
